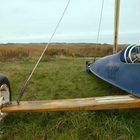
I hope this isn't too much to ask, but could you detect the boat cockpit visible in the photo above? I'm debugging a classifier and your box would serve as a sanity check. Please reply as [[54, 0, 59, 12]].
[[120, 45, 140, 63]]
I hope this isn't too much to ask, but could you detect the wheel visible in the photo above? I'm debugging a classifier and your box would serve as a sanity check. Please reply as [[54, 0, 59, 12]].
[[86, 61, 93, 74], [0, 74, 11, 102]]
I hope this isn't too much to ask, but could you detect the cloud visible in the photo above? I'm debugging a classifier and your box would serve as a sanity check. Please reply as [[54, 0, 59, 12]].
[[0, 0, 140, 43]]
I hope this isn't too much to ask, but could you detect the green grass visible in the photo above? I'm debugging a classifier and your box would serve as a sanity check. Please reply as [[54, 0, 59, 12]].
[[0, 58, 140, 140]]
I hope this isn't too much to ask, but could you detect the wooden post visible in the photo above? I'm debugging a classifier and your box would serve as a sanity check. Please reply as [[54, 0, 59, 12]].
[[113, 0, 120, 54]]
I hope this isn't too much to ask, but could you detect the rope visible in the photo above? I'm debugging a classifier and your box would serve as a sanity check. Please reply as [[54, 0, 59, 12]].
[[96, 0, 104, 45], [17, 0, 71, 104]]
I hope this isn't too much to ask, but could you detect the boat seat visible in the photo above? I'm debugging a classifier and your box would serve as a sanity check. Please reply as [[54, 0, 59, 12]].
[[136, 53, 140, 60]]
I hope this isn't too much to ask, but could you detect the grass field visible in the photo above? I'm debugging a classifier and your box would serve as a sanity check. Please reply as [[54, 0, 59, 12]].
[[1, 44, 139, 140]]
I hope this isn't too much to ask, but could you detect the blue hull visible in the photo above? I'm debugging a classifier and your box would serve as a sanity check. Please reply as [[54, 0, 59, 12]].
[[88, 46, 140, 97]]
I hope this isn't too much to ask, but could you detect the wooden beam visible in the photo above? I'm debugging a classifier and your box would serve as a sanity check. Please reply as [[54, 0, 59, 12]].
[[1, 95, 140, 112]]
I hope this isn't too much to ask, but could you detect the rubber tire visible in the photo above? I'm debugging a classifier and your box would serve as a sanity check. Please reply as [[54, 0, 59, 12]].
[[0, 74, 11, 101], [86, 61, 92, 74]]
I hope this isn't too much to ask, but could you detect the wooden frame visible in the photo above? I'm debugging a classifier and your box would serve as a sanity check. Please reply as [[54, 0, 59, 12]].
[[2, 95, 140, 113]]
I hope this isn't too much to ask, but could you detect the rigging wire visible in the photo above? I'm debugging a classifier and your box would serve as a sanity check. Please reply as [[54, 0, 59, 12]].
[[17, 0, 71, 104], [96, 0, 104, 44]]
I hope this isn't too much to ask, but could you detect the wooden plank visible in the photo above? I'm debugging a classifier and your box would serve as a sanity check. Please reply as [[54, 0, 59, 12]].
[[2, 95, 140, 113]]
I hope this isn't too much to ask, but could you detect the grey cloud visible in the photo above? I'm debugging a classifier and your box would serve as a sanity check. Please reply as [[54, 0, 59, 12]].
[[0, 0, 139, 44]]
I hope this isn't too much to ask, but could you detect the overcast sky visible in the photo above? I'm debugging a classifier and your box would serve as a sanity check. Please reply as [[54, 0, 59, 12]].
[[0, 0, 140, 44]]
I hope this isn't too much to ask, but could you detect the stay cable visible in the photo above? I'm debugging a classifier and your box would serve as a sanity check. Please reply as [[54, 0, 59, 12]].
[[17, 0, 71, 104]]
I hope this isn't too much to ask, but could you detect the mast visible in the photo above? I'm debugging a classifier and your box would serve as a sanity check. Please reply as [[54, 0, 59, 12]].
[[113, 0, 120, 53]]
